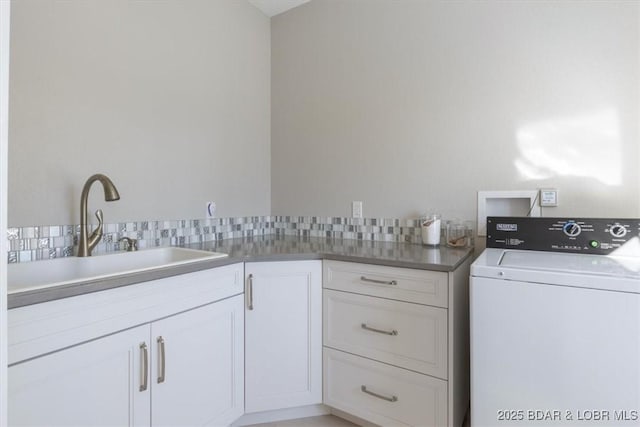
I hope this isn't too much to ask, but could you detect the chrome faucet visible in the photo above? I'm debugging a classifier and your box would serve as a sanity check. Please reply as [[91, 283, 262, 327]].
[[119, 237, 138, 252], [78, 173, 120, 257]]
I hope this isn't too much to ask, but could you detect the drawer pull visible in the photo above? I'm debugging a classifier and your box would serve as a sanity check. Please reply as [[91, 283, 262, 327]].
[[247, 274, 254, 310], [360, 276, 397, 286], [360, 385, 398, 402], [157, 336, 166, 384], [361, 323, 398, 336], [139, 342, 148, 392]]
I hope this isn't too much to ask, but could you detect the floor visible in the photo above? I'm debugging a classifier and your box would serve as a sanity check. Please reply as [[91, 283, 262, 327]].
[[246, 411, 471, 427], [247, 415, 358, 427]]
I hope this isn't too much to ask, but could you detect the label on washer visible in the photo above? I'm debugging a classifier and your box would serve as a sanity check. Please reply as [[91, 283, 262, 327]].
[[496, 223, 518, 232]]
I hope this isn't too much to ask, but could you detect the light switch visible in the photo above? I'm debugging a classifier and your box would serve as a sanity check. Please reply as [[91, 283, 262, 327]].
[[352, 201, 363, 218]]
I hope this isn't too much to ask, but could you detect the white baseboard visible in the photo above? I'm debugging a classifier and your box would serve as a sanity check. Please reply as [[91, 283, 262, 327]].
[[232, 404, 330, 426]]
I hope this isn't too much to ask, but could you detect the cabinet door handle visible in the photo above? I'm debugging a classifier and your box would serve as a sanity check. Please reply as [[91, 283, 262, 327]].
[[157, 336, 166, 384], [361, 323, 398, 336], [360, 276, 397, 286], [247, 274, 254, 310], [139, 342, 148, 392], [361, 385, 398, 402]]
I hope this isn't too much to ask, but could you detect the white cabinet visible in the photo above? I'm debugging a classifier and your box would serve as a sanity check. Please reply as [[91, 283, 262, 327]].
[[9, 295, 244, 427], [8, 264, 245, 427], [152, 295, 244, 427], [244, 261, 322, 413], [323, 259, 472, 427], [9, 325, 151, 427]]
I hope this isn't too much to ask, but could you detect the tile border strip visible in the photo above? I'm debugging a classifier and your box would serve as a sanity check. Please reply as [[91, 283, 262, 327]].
[[7, 216, 427, 263]]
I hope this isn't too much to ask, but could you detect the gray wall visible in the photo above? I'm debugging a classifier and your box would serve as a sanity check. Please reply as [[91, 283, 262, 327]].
[[9, 0, 271, 227], [271, 0, 640, 222], [9, 0, 640, 229]]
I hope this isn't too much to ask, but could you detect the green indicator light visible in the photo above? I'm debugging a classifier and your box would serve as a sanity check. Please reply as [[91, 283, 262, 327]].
[[589, 240, 600, 248]]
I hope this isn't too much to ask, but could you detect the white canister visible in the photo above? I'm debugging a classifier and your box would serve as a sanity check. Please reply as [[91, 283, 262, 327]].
[[421, 213, 441, 246]]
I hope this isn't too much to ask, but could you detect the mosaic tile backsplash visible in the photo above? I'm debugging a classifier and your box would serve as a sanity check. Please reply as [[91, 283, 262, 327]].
[[7, 216, 428, 263]]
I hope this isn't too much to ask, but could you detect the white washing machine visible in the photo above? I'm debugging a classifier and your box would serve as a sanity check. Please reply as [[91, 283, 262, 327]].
[[470, 217, 640, 426]]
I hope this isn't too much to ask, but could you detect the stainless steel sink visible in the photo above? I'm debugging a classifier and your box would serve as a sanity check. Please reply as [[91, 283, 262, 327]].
[[8, 247, 228, 294]]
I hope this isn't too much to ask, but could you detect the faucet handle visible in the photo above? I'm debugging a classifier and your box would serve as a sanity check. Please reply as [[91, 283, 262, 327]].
[[119, 237, 138, 252], [88, 209, 105, 250]]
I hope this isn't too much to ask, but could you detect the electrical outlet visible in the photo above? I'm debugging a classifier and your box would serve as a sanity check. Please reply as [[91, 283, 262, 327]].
[[539, 189, 558, 207], [352, 201, 363, 218], [206, 201, 216, 218]]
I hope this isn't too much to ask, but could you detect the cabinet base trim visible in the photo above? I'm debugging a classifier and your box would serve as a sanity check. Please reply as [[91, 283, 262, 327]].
[[329, 408, 379, 427], [231, 404, 329, 426]]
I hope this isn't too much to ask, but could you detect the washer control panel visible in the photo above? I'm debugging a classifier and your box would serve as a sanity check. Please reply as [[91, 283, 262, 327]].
[[486, 217, 640, 254]]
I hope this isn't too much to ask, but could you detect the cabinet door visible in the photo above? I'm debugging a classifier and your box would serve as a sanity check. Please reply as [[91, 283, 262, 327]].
[[151, 295, 244, 427], [245, 261, 322, 413], [8, 325, 150, 427]]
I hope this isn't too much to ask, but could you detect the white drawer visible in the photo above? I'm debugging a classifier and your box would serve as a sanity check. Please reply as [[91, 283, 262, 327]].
[[324, 289, 448, 379], [323, 260, 448, 307], [323, 347, 448, 427]]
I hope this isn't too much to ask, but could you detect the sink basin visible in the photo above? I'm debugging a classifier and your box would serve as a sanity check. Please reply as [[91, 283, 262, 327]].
[[8, 247, 228, 294]]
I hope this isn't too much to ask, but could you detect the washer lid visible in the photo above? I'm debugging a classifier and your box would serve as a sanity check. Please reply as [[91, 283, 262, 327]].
[[471, 248, 640, 293], [500, 250, 640, 278]]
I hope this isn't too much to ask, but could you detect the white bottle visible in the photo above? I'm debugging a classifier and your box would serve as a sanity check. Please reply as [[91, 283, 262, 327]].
[[421, 213, 441, 246]]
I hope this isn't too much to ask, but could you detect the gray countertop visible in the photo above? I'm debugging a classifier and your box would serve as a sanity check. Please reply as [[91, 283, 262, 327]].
[[9, 236, 473, 309], [185, 235, 472, 271]]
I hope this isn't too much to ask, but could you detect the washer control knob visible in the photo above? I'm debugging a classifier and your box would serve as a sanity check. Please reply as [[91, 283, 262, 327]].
[[610, 224, 627, 238], [563, 222, 582, 237]]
